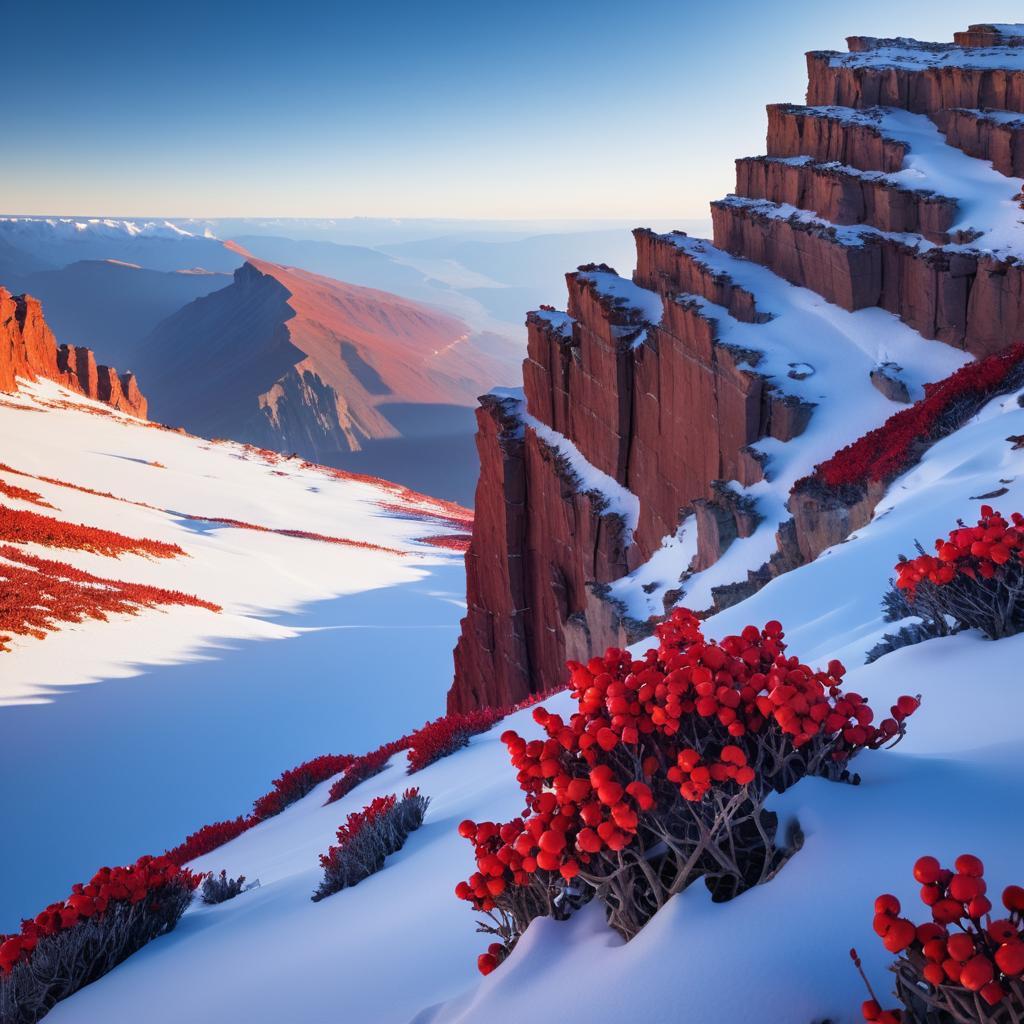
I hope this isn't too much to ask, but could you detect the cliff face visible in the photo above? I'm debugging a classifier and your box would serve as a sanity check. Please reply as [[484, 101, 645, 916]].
[[0, 288, 146, 417], [448, 23, 1024, 712]]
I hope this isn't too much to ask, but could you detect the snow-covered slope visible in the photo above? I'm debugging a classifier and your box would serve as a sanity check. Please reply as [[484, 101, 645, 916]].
[[40, 380, 1024, 1024], [0, 378, 471, 929]]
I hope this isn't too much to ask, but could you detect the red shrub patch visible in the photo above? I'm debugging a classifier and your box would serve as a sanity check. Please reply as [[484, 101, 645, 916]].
[[312, 789, 429, 901], [415, 534, 472, 552], [251, 753, 356, 821], [0, 546, 220, 653], [0, 505, 183, 558], [0, 855, 199, 1024], [326, 742, 407, 804], [895, 506, 1024, 639], [406, 708, 504, 773], [165, 817, 253, 867], [808, 344, 1024, 492], [859, 854, 1024, 1022], [456, 609, 918, 958]]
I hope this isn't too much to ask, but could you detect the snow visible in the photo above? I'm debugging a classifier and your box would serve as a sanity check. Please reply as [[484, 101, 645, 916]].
[[826, 44, 1024, 71], [43, 378, 1024, 1024], [531, 308, 575, 336], [0, 378, 470, 930], [607, 516, 698, 619], [576, 268, 664, 326], [605, 232, 967, 616], [0, 216, 202, 240]]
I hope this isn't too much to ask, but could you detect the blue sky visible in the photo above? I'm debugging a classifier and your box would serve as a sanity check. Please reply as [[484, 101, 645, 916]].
[[6, 0, 1023, 219]]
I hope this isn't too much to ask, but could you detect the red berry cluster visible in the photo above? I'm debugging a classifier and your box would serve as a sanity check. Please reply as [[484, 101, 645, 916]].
[[867, 855, 1024, 1018], [896, 507, 1024, 594], [456, 610, 917, 970], [807, 343, 1024, 491], [0, 856, 199, 975]]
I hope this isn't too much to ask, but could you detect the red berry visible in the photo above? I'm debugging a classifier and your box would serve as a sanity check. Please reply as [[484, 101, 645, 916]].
[[882, 918, 916, 953], [955, 854, 984, 878], [913, 856, 942, 885], [861, 1000, 880, 1021], [1003, 885, 1024, 912], [477, 953, 498, 976], [996, 942, 1024, 977], [875, 894, 901, 915], [980, 981, 1005, 1007], [960, 954, 995, 991]]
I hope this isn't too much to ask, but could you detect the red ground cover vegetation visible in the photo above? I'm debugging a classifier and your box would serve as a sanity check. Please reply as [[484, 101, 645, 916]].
[[858, 854, 1024, 1023], [457, 609, 919, 963], [0, 545, 220, 653], [805, 344, 1024, 492], [0, 504, 183, 558], [0, 478, 52, 508], [415, 533, 472, 552]]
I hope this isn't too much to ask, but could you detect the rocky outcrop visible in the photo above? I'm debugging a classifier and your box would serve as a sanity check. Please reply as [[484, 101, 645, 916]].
[[448, 22, 1024, 712], [0, 288, 147, 417], [953, 25, 1024, 49], [735, 156, 957, 243], [930, 108, 1024, 177], [711, 199, 1024, 357], [806, 51, 1024, 114], [451, 393, 633, 709], [765, 104, 906, 172]]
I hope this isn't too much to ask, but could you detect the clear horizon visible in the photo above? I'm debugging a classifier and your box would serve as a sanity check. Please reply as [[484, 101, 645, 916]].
[[6, 0, 1024, 220]]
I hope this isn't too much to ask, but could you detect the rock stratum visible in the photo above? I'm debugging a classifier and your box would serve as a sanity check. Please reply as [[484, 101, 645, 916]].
[[448, 23, 1024, 711], [0, 288, 147, 417], [133, 247, 515, 503]]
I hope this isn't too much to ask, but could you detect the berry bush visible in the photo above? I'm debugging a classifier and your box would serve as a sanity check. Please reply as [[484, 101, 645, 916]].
[[456, 609, 919, 960], [312, 789, 429, 901], [0, 856, 199, 1024], [860, 854, 1024, 1024], [895, 507, 1024, 640]]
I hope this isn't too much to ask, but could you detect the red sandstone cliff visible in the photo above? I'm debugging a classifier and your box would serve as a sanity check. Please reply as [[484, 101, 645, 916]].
[[0, 288, 147, 417], [447, 22, 1024, 712]]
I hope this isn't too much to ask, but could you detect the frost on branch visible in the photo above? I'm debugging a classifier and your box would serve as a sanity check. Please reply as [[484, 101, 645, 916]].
[[200, 871, 247, 905], [456, 609, 919, 964], [312, 789, 429, 902]]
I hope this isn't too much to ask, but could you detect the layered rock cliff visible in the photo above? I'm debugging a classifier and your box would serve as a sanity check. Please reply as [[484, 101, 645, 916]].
[[0, 288, 147, 417], [448, 22, 1024, 711]]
